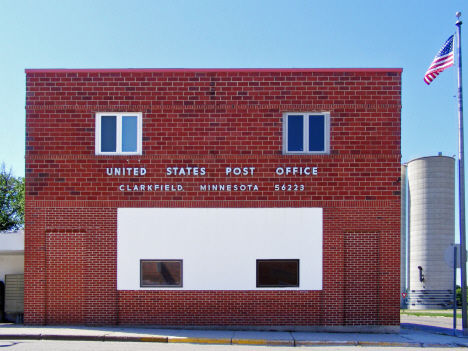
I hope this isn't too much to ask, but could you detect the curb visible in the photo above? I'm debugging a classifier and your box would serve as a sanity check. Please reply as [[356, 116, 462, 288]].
[[295, 340, 358, 346], [0, 334, 41, 340], [41, 334, 105, 341], [169, 336, 231, 344], [232, 338, 294, 346], [105, 335, 168, 343]]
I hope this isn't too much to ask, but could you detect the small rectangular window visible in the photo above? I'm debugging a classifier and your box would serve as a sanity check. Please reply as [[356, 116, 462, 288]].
[[140, 260, 183, 287], [287, 115, 304, 152], [308, 115, 325, 152], [96, 112, 142, 155], [256, 259, 299, 288], [101, 116, 117, 152], [121, 116, 138, 152], [283, 112, 330, 154]]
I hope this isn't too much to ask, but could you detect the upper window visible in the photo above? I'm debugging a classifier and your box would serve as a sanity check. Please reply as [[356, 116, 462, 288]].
[[283, 112, 330, 154], [95, 112, 142, 155]]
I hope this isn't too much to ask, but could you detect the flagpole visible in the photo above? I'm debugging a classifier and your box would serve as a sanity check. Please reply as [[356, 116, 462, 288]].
[[455, 12, 468, 336]]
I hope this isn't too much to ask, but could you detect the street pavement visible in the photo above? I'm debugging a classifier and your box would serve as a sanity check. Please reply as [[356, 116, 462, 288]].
[[0, 314, 466, 347]]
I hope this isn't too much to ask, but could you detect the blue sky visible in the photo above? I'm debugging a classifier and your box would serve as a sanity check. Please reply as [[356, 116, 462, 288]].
[[1, 0, 467, 177]]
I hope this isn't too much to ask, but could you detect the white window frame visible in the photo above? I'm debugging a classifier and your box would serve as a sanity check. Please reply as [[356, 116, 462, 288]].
[[95, 112, 142, 155], [283, 112, 330, 155]]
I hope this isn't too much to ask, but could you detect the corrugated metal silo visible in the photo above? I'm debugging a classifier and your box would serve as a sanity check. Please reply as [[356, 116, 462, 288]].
[[407, 155, 455, 309]]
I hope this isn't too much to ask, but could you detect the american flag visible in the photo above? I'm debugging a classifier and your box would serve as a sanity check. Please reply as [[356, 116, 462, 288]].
[[424, 35, 454, 85]]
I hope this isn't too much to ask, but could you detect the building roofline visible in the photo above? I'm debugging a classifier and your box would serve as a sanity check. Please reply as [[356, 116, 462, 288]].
[[25, 68, 403, 74]]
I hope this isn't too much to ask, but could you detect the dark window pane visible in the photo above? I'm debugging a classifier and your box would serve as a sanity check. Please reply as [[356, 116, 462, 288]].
[[308, 115, 325, 152], [287, 115, 304, 152], [101, 116, 117, 152], [141, 260, 182, 287], [257, 259, 299, 287], [122, 116, 138, 152]]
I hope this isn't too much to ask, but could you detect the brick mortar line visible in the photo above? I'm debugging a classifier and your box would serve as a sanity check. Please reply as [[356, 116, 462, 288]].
[[26, 200, 399, 208], [25, 104, 402, 111], [25, 154, 402, 160]]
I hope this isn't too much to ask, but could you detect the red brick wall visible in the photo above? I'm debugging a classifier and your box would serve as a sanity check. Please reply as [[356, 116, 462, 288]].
[[24, 208, 117, 325], [25, 68, 401, 327], [118, 291, 322, 326]]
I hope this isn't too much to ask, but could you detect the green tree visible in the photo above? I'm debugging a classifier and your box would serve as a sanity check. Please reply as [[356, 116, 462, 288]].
[[0, 163, 24, 230]]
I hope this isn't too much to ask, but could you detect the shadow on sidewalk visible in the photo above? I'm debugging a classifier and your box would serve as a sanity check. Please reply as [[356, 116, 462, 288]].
[[401, 322, 462, 337]]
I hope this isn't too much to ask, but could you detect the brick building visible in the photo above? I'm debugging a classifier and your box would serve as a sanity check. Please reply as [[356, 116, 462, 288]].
[[24, 68, 402, 331]]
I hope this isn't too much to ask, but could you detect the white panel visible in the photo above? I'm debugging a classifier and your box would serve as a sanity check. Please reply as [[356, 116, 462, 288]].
[[0, 230, 24, 252], [117, 208, 322, 290], [0, 255, 24, 283]]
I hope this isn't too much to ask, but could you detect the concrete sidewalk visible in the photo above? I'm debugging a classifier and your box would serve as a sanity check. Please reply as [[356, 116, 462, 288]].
[[0, 316, 467, 347]]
